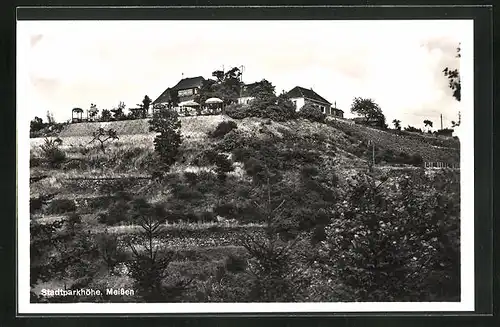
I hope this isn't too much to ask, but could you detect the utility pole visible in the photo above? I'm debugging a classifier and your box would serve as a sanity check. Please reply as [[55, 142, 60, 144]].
[[440, 114, 443, 130]]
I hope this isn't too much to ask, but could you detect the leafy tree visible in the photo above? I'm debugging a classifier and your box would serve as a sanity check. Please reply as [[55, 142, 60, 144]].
[[424, 119, 432, 133], [142, 95, 152, 112], [443, 44, 461, 126], [392, 119, 401, 130], [30, 116, 46, 133], [350, 97, 386, 128], [298, 103, 326, 123], [89, 103, 99, 121], [149, 106, 182, 171], [201, 66, 243, 105], [443, 44, 461, 102], [100, 109, 112, 122], [111, 101, 126, 120]]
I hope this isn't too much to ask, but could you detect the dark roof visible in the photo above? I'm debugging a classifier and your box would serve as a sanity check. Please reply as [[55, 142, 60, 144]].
[[240, 82, 260, 97], [286, 86, 331, 105], [153, 76, 206, 104], [72, 108, 84, 113], [152, 87, 172, 104], [331, 107, 344, 113], [171, 76, 205, 91]]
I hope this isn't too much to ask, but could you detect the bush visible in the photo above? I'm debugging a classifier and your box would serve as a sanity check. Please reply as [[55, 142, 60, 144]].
[[319, 170, 460, 301], [298, 103, 326, 123], [66, 212, 82, 231], [191, 149, 219, 166], [224, 104, 249, 119], [40, 138, 67, 168], [225, 254, 247, 273], [183, 171, 198, 185], [211, 121, 238, 138], [98, 200, 131, 225], [217, 131, 245, 152], [46, 199, 76, 214]]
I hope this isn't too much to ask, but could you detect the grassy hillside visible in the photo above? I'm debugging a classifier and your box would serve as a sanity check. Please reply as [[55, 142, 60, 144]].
[[29, 114, 460, 303]]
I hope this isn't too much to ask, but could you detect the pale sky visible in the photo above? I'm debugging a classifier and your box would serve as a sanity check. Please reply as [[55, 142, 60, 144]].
[[17, 20, 471, 129]]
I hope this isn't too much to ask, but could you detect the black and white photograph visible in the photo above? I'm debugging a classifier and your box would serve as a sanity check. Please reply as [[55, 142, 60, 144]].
[[17, 18, 474, 314]]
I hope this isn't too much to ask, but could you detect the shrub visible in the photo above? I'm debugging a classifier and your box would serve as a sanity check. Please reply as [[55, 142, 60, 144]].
[[319, 170, 460, 301], [298, 103, 326, 123], [232, 147, 253, 163], [184, 171, 198, 185], [217, 131, 245, 152], [95, 230, 127, 273], [66, 212, 82, 232], [225, 104, 251, 119], [40, 138, 67, 168], [225, 254, 247, 273], [199, 211, 216, 223], [98, 200, 130, 226], [46, 199, 76, 214], [191, 149, 219, 166], [211, 120, 238, 138]]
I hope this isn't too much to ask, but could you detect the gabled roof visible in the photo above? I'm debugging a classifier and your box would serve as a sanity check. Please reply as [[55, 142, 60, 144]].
[[171, 76, 206, 91], [286, 86, 331, 105], [152, 87, 172, 104]]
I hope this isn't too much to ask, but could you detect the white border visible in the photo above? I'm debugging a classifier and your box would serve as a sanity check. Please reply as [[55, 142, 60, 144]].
[[17, 19, 475, 314]]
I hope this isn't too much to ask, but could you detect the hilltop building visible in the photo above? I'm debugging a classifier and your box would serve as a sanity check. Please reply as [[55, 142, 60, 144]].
[[152, 76, 206, 109], [285, 86, 343, 118]]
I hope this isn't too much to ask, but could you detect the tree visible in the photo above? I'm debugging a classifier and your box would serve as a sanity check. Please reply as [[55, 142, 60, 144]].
[[443, 43, 461, 126], [111, 102, 126, 120], [100, 109, 112, 122], [30, 116, 46, 133], [423, 119, 433, 131], [126, 198, 191, 302], [392, 119, 401, 130], [89, 103, 99, 121], [142, 95, 152, 111], [88, 128, 119, 153], [350, 97, 386, 129], [46, 111, 56, 125], [202, 66, 243, 105], [148, 106, 182, 171]]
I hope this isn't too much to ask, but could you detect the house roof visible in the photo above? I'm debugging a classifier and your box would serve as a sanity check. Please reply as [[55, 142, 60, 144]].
[[331, 107, 344, 113], [152, 87, 173, 104], [286, 86, 332, 105], [171, 76, 206, 91], [153, 76, 206, 104]]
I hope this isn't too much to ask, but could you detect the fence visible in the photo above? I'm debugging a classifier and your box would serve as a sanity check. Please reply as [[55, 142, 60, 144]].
[[424, 162, 460, 169]]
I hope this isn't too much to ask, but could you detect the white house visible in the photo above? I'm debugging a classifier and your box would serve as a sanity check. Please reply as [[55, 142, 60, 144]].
[[285, 86, 344, 118]]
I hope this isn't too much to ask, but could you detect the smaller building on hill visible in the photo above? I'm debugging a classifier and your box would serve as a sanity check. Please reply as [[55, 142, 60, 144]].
[[286, 86, 342, 117]]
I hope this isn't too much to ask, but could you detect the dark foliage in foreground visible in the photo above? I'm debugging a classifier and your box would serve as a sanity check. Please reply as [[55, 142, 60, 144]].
[[319, 169, 460, 301]]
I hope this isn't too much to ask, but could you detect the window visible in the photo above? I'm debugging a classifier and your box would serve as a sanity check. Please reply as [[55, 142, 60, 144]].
[[321, 106, 325, 113]]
